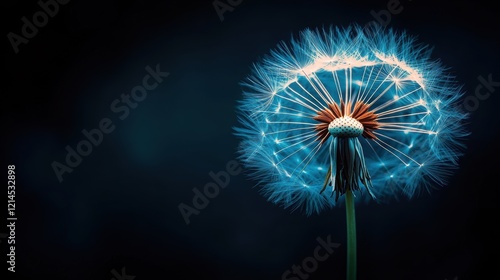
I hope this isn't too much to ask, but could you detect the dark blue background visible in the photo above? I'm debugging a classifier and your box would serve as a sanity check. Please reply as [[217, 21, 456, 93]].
[[2, 0, 499, 279]]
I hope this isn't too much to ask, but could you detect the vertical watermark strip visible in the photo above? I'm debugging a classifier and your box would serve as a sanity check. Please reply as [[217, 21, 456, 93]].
[[6, 165, 16, 273]]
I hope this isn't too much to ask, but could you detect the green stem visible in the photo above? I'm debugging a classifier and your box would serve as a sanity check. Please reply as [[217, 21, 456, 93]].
[[345, 190, 357, 280]]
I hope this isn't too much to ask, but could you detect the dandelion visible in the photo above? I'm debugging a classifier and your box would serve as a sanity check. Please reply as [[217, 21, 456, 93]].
[[234, 25, 468, 279]]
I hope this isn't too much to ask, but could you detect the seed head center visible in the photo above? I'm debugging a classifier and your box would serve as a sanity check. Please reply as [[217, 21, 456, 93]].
[[328, 116, 364, 138]]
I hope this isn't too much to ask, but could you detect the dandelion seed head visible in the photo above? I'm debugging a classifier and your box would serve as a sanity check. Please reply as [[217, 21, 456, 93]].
[[234, 25, 468, 215]]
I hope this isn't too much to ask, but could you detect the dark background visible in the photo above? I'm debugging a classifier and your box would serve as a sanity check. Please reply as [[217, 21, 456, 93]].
[[1, 0, 499, 279]]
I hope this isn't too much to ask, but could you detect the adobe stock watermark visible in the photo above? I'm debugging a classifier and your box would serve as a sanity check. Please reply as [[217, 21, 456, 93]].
[[367, 0, 412, 30], [213, 0, 243, 22], [178, 159, 242, 225], [344, 0, 412, 52], [51, 64, 170, 183], [462, 74, 499, 112], [282, 235, 340, 280], [111, 267, 135, 280], [7, 0, 71, 54]]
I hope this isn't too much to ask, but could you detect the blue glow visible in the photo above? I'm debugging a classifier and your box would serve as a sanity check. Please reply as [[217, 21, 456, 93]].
[[234, 26, 468, 215]]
